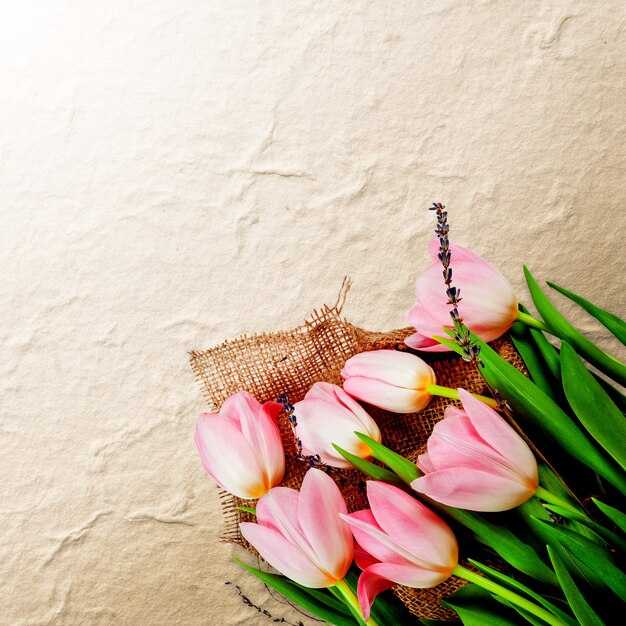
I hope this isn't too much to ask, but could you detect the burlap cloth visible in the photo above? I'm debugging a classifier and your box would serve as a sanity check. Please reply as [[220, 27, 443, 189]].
[[190, 289, 527, 621]]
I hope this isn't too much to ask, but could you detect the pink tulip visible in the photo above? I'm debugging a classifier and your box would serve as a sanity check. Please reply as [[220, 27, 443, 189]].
[[340, 481, 458, 620], [406, 239, 518, 351], [240, 468, 354, 588], [293, 382, 382, 468], [341, 349, 436, 413], [195, 391, 285, 499], [411, 389, 538, 511]]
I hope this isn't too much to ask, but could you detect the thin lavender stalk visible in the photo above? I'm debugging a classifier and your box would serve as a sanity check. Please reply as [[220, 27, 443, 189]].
[[277, 393, 331, 473], [429, 202, 484, 367]]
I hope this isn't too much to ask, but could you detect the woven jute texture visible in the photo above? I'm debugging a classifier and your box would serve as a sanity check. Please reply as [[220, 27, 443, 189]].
[[190, 294, 526, 621]]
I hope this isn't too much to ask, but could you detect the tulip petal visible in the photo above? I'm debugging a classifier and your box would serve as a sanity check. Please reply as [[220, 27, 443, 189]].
[[240, 522, 332, 588], [332, 385, 383, 435], [416, 452, 435, 474], [450, 262, 517, 337], [298, 469, 353, 583], [404, 331, 449, 352], [354, 540, 379, 570], [411, 468, 535, 511], [425, 412, 515, 478], [340, 511, 427, 570], [259, 401, 286, 484], [256, 487, 300, 533], [195, 413, 266, 498], [358, 562, 451, 621], [294, 395, 380, 467], [343, 376, 430, 413], [219, 390, 260, 423], [232, 393, 285, 486], [458, 389, 538, 484], [340, 510, 412, 566], [443, 405, 467, 420], [356, 564, 395, 622], [408, 242, 518, 349], [367, 481, 458, 569], [341, 350, 434, 390], [406, 297, 452, 342], [257, 486, 328, 572]]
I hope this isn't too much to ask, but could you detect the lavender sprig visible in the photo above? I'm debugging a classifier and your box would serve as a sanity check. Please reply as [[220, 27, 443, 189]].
[[224, 582, 307, 625], [277, 393, 331, 473], [429, 202, 484, 367]]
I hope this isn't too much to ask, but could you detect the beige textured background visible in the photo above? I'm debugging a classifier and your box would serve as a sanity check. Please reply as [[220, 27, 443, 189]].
[[1, 1, 625, 625]]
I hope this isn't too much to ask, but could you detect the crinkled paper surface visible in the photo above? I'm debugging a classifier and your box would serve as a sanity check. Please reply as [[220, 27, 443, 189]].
[[1, 1, 625, 624]]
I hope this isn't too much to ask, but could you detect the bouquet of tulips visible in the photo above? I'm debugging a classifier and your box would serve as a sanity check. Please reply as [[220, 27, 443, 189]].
[[194, 204, 626, 625]]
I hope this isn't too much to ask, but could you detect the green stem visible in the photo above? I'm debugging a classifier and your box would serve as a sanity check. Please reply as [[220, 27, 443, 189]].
[[517, 310, 551, 332], [333, 579, 379, 626], [453, 565, 567, 626], [535, 485, 585, 518], [426, 384, 500, 410]]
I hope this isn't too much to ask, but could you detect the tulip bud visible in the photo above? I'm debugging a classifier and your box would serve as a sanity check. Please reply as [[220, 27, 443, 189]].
[[406, 239, 518, 351], [240, 468, 354, 588], [195, 391, 285, 499], [341, 481, 458, 621], [340, 349, 436, 414], [411, 389, 538, 511], [293, 382, 381, 468]]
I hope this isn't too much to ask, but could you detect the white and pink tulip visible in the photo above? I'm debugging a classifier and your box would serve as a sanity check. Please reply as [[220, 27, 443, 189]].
[[411, 388, 538, 511], [341, 349, 436, 414], [293, 382, 381, 468], [195, 391, 285, 499], [240, 468, 354, 588], [406, 239, 518, 351]]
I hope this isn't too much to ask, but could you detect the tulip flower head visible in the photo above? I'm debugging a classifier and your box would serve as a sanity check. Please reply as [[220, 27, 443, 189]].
[[195, 391, 285, 499], [411, 389, 538, 511], [341, 349, 436, 414], [406, 239, 518, 351], [240, 468, 354, 588], [293, 382, 382, 468], [341, 481, 458, 621]]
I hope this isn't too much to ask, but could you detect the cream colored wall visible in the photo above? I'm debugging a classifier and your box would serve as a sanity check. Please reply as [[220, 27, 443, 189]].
[[1, 1, 624, 625]]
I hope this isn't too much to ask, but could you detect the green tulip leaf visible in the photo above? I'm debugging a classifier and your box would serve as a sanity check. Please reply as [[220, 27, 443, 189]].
[[516, 326, 626, 415], [592, 498, 626, 535], [517, 497, 605, 589], [546, 545, 607, 626], [469, 333, 626, 493], [528, 324, 562, 381], [441, 584, 519, 626], [492, 596, 554, 626], [353, 433, 420, 484], [547, 281, 626, 346], [446, 505, 558, 585], [542, 504, 626, 553], [235, 506, 257, 515], [531, 518, 626, 602], [593, 375, 626, 415], [524, 266, 626, 386], [232, 558, 356, 625], [468, 559, 577, 626], [561, 341, 626, 470], [332, 443, 404, 485], [509, 318, 561, 402], [536, 464, 579, 508], [431, 334, 465, 356]]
